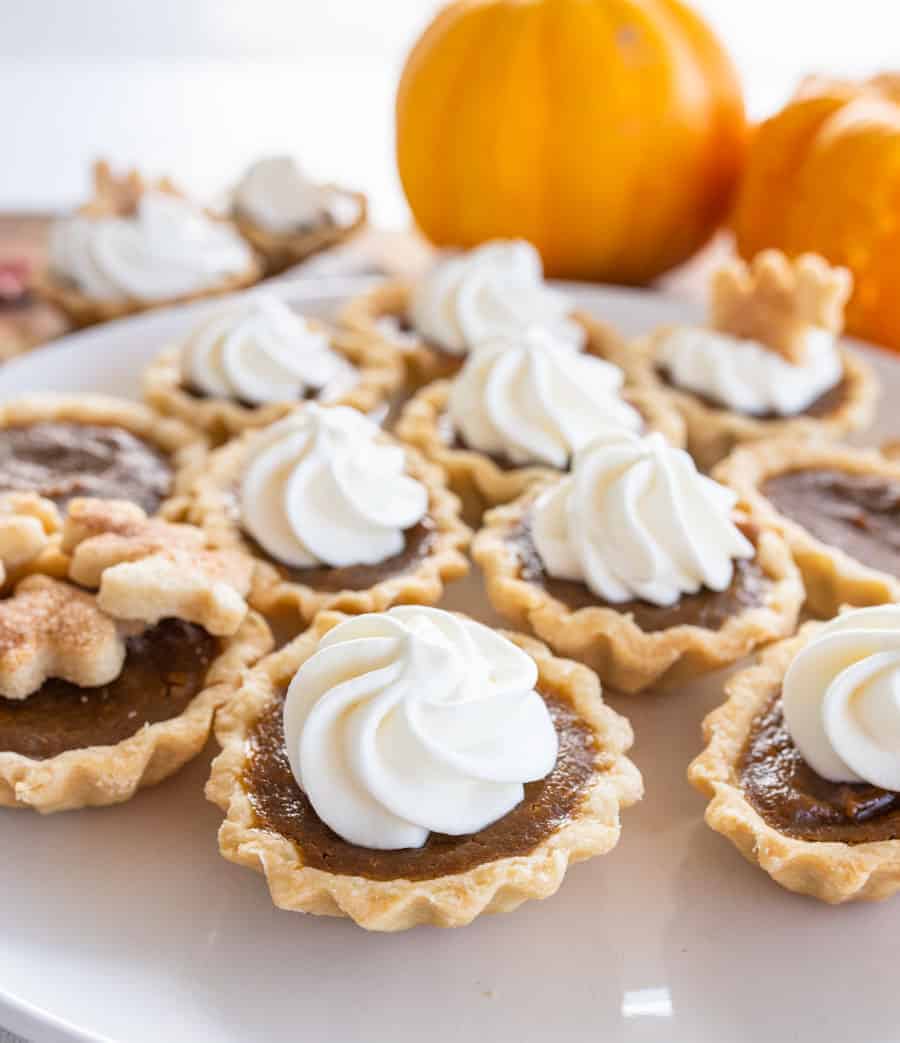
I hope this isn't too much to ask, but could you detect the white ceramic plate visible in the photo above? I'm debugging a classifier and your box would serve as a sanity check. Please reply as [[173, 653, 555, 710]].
[[1, 280, 897, 1043]]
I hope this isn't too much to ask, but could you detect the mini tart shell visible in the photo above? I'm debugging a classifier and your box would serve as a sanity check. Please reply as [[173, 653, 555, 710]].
[[0, 393, 209, 577], [689, 623, 900, 903], [472, 485, 804, 694], [621, 330, 878, 471], [188, 431, 470, 620], [233, 188, 367, 276], [206, 610, 643, 931], [34, 256, 262, 330], [340, 280, 636, 391], [714, 440, 900, 617], [142, 320, 402, 442], [0, 610, 272, 813], [395, 381, 686, 509]]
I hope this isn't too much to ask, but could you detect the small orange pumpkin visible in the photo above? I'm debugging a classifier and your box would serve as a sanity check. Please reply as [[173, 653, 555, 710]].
[[733, 75, 900, 352], [396, 0, 746, 284]]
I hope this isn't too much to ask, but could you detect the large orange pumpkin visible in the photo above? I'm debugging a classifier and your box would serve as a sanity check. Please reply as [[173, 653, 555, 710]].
[[396, 0, 746, 283], [733, 75, 900, 352]]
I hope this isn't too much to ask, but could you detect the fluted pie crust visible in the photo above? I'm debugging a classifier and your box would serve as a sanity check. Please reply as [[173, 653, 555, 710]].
[[0, 607, 272, 814], [621, 332, 877, 471], [142, 319, 402, 441], [206, 611, 642, 930], [714, 440, 900, 617], [473, 485, 804, 694], [188, 430, 470, 619], [234, 188, 367, 276], [395, 381, 686, 508], [689, 624, 900, 903]]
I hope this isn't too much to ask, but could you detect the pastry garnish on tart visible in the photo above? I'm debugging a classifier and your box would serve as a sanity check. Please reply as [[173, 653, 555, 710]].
[[473, 430, 803, 693], [206, 606, 641, 930]]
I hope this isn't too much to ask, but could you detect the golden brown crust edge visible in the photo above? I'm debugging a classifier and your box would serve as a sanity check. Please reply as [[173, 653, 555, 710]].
[[623, 332, 878, 471], [0, 611, 272, 814], [142, 323, 403, 440], [188, 431, 470, 620], [688, 625, 900, 903], [714, 440, 900, 617], [472, 487, 804, 694], [206, 611, 643, 931], [395, 381, 686, 509]]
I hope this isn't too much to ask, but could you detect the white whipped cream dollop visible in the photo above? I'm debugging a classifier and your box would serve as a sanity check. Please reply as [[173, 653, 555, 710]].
[[532, 432, 754, 606], [783, 607, 900, 791], [240, 406, 427, 568], [448, 327, 642, 469], [181, 294, 354, 405], [234, 156, 362, 234], [410, 240, 584, 355], [655, 327, 842, 416], [49, 192, 254, 301], [283, 607, 559, 849]]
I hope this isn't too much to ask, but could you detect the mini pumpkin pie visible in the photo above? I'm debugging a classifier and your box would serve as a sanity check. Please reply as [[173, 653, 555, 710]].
[[396, 325, 685, 508], [625, 250, 878, 470], [232, 156, 367, 275], [143, 292, 402, 442], [36, 161, 261, 328], [188, 404, 469, 620], [715, 439, 900, 618], [341, 239, 620, 387], [473, 430, 803, 694], [690, 606, 900, 903], [206, 605, 642, 930], [0, 498, 271, 813]]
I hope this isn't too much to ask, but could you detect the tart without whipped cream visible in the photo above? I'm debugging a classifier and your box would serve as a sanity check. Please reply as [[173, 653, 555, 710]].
[[232, 156, 367, 275], [396, 325, 685, 508], [473, 431, 803, 693], [189, 405, 469, 619], [690, 606, 900, 903], [0, 497, 271, 812], [341, 240, 607, 387], [624, 250, 877, 470], [715, 440, 900, 617], [206, 606, 641, 930], [37, 162, 260, 328], [142, 293, 402, 441]]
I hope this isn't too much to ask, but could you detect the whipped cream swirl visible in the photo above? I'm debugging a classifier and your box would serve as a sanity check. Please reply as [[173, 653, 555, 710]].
[[182, 294, 354, 405], [448, 327, 642, 469], [409, 240, 584, 355], [240, 406, 427, 568], [49, 191, 254, 301], [234, 156, 362, 234], [656, 327, 842, 416], [532, 432, 754, 606], [783, 607, 900, 790], [283, 607, 559, 849]]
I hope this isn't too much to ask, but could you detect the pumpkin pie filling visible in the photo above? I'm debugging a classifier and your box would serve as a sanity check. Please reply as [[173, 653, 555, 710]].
[[510, 518, 766, 632], [0, 421, 172, 514], [740, 691, 900, 844], [243, 685, 595, 881], [0, 619, 219, 759], [761, 468, 900, 577], [658, 368, 849, 420]]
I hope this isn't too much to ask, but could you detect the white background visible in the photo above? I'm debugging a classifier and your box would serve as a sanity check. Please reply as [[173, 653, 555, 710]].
[[1, 0, 898, 223]]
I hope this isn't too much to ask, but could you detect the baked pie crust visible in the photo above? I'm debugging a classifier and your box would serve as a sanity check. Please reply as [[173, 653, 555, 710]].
[[188, 430, 470, 620], [395, 380, 686, 508], [714, 440, 900, 617], [0, 493, 60, 587], [142, 319, 402, 441], [689, 624, 900, 903], [472, 485, 804, 694], [0, 507, 272, 813], [206, 610, 643, 930], [35, 162, 262, 329], [234, 188, 367, 276]]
